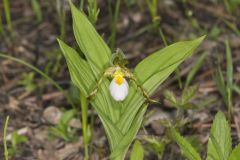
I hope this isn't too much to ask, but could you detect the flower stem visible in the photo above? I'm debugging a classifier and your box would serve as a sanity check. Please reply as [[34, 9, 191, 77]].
[[80, 93, 89, 160]]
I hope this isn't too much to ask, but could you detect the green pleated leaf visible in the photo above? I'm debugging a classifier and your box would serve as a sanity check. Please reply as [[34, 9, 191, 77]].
[[58, 39, 122, 150], [62, 2, 124, 153], [130, 140, 144, 160], [228, 144, 240, 160], [61, 3, 205, 160], [207, 111, 232, 160], [118, 36, 205, 134], [70, 1, 111, 74], [110, 105, 147, 159], [170, 128, 201, 160], [58, 39, 95, 96], [134, 36, 205, 83], [71, 1, 122, 123]]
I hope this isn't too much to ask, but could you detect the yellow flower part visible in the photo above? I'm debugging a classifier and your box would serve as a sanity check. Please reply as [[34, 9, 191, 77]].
[[113, 70, 124, 85], [109, 68, 129, 101]]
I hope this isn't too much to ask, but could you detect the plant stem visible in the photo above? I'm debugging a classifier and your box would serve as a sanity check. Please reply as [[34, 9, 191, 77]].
[[3, 0, 12, 33], [227, 88, 232, 120], [4, 116, 10, 160], [108, 0, 121, 50], [60, 9, 66, 40], [225, 39, 233, 119], [80, 0, 85, 11], [31, 0, 43, 23], [89, 109, 94, 150], [56, 0, 66, 40], [80, 93, 89, 160], [159, 28, 168, 47], [0, 7, 4, 35]]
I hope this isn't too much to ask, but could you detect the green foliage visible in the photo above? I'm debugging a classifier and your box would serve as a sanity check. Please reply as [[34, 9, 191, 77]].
[[207, 112, 240, 160], [68, 83, 81, 103], [144, 0, 161, 33], [214, 40, 233, 117], [224, 20, 240, 37], [56, 0, 67, 39], [185, 52, 207, 87], [223, 0, 240, 14], [80, 93, 90, 159], [207, 111, 232, 160], [142, 136, 166, 158], [170, 128, 201, 160], [108, 0, 121, 49], [181, 85, 199, 107], [186, 135, 203, 154], [226, 40, 233, 112], [0, 53, 75, 108], [209, 25, 221, 39], [18, 72, 37, 92], [111, 49, 128, 67], [168, 111, 240, 160], [87, 0, 100, 25], [145, 0, 160, 22], [8, 131, 28, 156], [80, 0, 85, 10], [31, 0, 43, 23], [164, 85, 199, 109], [59, 2, 204, 159], [124, 0, 138, 7], [164, 90, 177, 105], [0, 8, 4, 35], [43, 49, 63, 75], [3, 116, 28, 157], [214, 67, 227, 102], [4, 116, 10, 160], [3, 0, 12, 33], [49, 109, 78, 142], [228, 144, 240, 160], [130, 140, 144, 160], [233, 84, 240, 95]]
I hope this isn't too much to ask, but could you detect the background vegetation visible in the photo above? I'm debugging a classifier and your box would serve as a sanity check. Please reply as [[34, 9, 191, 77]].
[[0, 0, 240, 159]]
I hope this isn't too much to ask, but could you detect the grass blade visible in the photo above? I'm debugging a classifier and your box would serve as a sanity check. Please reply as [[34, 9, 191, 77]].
[[108, 0, 121, 49], [225, 39, 233, 116], [0, 53, 75, 108], [0, 7, 4, 34], [214, 67, 227, 104], [31, 0, 43, 23], [3, 0, 12, 33], [80, 0, 85, 10], [4, 116, 10, 160], [226, 39, 233, 90], [185, 52, 207, 87]]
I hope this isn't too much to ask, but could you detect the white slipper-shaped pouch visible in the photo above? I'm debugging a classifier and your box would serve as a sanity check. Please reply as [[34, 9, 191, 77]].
[[109, 70, 129, 101]]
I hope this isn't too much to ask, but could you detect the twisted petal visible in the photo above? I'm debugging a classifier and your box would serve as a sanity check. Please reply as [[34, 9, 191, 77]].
[[109, 78, 129, 101]]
